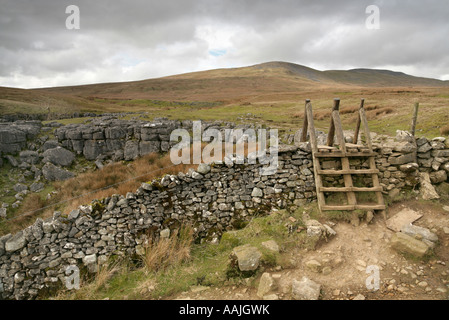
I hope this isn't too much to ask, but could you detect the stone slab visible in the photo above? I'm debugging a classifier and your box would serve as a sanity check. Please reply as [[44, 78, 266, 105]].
[[386, 208, 423, 232]]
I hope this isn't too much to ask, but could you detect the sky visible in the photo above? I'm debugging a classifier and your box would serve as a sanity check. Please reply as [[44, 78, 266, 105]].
[[1, 0, 449, 89]]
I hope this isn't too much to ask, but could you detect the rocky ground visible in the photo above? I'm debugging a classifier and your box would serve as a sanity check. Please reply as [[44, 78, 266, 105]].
[[171, 200, 449, 300]]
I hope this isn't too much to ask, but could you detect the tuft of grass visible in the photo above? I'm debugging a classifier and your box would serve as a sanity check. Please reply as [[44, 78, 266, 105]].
[[140, 226, 194, 273]]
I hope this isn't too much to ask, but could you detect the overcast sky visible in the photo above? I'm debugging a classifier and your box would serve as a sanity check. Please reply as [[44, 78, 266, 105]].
[[1, 0, 449, 88]]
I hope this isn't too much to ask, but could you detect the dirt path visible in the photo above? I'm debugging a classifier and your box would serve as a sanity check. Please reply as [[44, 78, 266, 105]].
[[172, 201, 449, 300]]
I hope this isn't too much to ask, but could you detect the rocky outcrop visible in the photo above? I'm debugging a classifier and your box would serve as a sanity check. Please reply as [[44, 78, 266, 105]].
[[42, 163, 74, 181], [0, 121, 41, 155], [42, 147, 75, 167]]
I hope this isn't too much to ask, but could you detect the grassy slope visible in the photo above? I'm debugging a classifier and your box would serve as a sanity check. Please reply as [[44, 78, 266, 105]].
[[1, 62, 447, 137]]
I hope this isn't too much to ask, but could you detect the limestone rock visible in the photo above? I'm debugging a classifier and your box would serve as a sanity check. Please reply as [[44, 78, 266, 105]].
[[430, 170, 447, 184], [419, 172, 439, 200], [196, 163, 211, 175], [390, 232, 431, 258], [400, 224, 438, 243], [257, 272, 276, 298], [4, 231, 27, 252], [42, 163, 74, 181], [251, 187, 263, 197], [291, 277, 321, 300], [42, 147, 75, 167], [231, 244, 262, 272]]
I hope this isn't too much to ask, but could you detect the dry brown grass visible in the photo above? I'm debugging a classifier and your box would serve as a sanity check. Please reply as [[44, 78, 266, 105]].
[[3, 152, 198, 236], [141, 226, 194, 273], [440, 124, 449, 136], [54, 259, 123, 300]]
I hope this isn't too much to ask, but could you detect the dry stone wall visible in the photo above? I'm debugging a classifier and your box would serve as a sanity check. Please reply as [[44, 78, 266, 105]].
[[0, 125, 448, 300], [0, 145, 315, 300]]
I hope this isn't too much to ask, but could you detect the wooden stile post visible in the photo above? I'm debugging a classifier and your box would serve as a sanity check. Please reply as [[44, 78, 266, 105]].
[[410, 102, 419, 136], [301, 99, 311, 142], [353, 99, 364, 144], [326, 98, 340, 146]]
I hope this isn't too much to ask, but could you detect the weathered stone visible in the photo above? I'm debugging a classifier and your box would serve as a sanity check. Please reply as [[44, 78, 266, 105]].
[[251, 187, 263, 197], [432, 150, 449, 157], [124, 140, 139, 161], [417, 143, 432, 153], [399, 163, 418, 173], [442, 163, 449, 173], [82, 254, 97, 267], [19, 150, 39, 164], [42, 147, 75, 167], [291, 277, 321, 300], [430, 170, 447, 184], [160, 228, 170, 239], [42, 140, 59, 151], [197, 163, 211, 175], [257, 272, 275, 298], [388, 153, 416, 165], [401, 224, 438, 243], [13, 183, 28, 193], [42, 163, 74, 181], [390, 232, 431, 258], [191, 171, 203, 180], [29, 182, 44, 193], [419, 172, 439, 200], [5, 231, 27, 252], [231, 244, 262, 271]]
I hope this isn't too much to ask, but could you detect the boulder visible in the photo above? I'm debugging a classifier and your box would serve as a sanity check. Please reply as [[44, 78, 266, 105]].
[[231, 244, 262, 271], [42, 147, 75, 167], [42, 163, 74, 181], [390, 232, 431, 258], [42, 140, 59, 151], [291, 277, 321, 300], [19, 150, 40, 164]]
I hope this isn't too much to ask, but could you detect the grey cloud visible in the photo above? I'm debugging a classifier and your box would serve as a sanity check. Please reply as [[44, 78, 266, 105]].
[[1, 0, 448, 87]]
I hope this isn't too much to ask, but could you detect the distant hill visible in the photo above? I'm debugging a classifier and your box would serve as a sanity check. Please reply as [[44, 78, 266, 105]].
[[34, 61, 448, 99], [253, 61, 448, 87], [1, 61, 448, 116]]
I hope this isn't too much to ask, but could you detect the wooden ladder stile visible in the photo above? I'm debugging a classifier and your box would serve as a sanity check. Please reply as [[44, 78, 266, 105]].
[[302, 99, 386, 218]]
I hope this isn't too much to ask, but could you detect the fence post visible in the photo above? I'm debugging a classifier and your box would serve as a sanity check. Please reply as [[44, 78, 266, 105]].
[[410, 102, 419, 136]]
